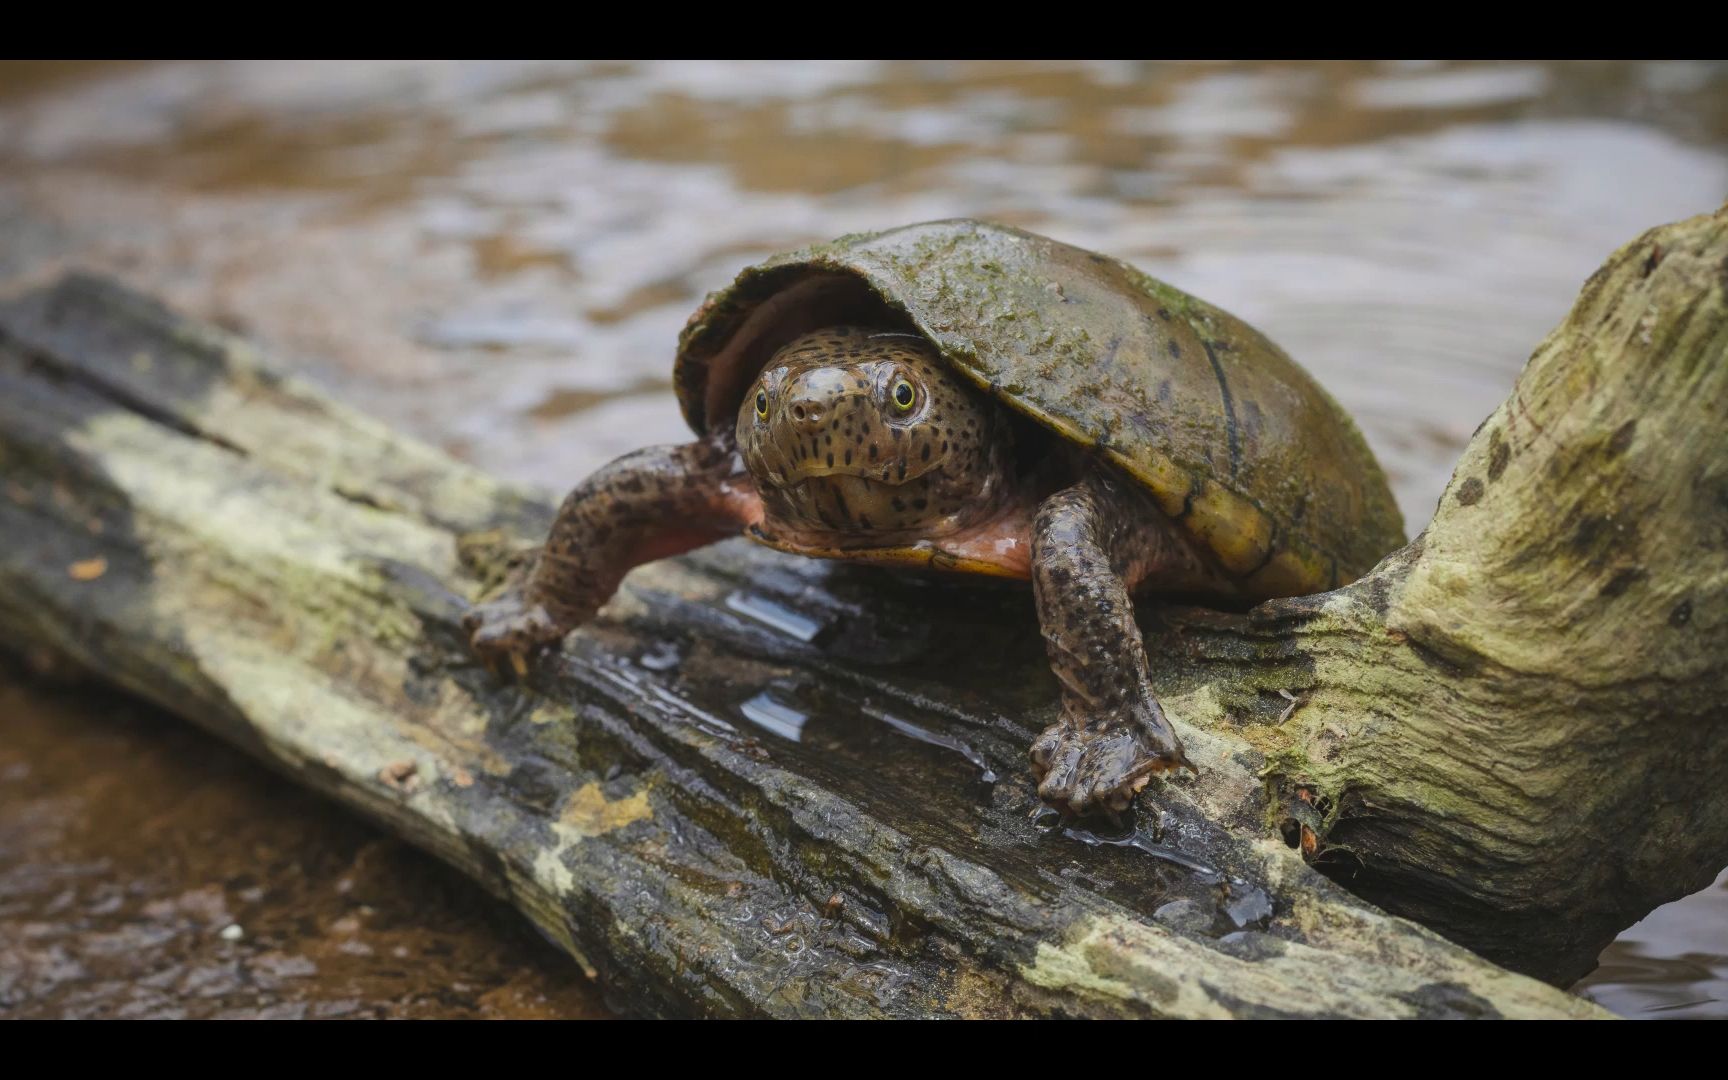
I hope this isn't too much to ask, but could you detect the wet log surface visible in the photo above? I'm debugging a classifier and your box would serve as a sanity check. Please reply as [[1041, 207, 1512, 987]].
[[13, 210, 1719, 1017]]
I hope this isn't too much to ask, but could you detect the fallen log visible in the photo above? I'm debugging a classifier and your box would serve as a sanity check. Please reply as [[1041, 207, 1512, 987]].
[[6, 207, 1719, 1017]]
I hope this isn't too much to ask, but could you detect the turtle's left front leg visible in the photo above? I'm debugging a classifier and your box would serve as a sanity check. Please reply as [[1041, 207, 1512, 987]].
[[1029, 471, 1209, 816]]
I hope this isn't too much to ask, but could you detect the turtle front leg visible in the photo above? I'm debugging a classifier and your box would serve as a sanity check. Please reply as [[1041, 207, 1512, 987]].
[[1029, 473, 1200, 816], [465, 432, 757, 675]]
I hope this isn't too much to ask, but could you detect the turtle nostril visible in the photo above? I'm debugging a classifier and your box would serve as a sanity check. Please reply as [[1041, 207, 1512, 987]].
[[792, 404, 807, 421]]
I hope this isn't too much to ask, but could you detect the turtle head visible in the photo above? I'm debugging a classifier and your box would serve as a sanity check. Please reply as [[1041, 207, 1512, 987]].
[[736, 326, 1011, 542]]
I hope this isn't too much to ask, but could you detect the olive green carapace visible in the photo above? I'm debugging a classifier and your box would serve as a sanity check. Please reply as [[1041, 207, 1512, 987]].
[[677, 219, 1406, 595]]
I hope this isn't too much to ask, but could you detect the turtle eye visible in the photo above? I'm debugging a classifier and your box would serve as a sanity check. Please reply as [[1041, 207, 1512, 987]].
[[754, 389, 769, 419], [891, 379, 916, 412]]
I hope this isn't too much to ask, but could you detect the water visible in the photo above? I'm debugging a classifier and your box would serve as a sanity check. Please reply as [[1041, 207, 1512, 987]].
[[1573, 869, 1728, 1019], [723, 590, 829, 643], [0, 668, 606, 1019], [2, 59, 1724, 1018], [738, 687, 813, 742]]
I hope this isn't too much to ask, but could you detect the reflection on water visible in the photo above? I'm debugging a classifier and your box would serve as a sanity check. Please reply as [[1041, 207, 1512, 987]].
[[2, 59, 1725, 1018]]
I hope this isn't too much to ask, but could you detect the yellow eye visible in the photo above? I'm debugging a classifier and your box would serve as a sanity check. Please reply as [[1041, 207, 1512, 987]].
[[891, 379, 915, 411], [754, 389, 769, 419]]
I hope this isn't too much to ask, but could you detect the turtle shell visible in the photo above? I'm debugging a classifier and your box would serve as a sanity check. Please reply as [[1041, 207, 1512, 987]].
[[674, 219, 1405, 597]]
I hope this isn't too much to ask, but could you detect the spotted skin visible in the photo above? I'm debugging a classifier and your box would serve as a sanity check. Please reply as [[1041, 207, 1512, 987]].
[[467, 324, 1219, 816], [1029, 473, 1223, 815], [464, 434, 754, 665], [739, 327, 1012, 545]]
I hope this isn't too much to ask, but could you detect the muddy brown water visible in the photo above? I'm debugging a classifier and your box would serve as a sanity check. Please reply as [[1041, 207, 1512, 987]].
[[0, 662, 607, 1018], [1, 60, 1724, 1019]]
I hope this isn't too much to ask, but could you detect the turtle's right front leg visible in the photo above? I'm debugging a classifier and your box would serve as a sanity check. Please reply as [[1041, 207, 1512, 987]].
[[464, 431, 757, 674]]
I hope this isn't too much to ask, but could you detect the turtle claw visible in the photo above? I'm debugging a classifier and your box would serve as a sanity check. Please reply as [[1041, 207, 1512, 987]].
[[1030, 708, 1186, 818], [463, 590, 566, 681]]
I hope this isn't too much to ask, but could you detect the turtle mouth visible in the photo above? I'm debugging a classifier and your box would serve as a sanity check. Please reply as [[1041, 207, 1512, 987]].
[[756, 470, 944, 537], [774, 459, 935, 487]]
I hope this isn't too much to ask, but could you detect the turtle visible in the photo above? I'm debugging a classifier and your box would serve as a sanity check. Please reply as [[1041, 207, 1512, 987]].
[[465, 219, 1405, 816]]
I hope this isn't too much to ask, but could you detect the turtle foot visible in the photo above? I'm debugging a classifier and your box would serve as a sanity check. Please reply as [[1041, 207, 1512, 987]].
[[1029, 708, 1193, 817], [463, 589, 568, 679]]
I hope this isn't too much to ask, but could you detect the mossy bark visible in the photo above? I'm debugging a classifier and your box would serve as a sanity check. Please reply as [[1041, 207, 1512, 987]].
[[1150, 204, 1728, 984], [12, 206, 1721, 1016]]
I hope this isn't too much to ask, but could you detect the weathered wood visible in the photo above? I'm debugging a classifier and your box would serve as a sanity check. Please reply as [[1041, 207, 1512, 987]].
[[1143, 205, 1728, 984], [15, 206, 1718, 1016]]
